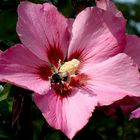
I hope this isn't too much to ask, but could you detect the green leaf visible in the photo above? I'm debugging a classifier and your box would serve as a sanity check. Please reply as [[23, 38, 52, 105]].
[[0, 84, 12, 102]]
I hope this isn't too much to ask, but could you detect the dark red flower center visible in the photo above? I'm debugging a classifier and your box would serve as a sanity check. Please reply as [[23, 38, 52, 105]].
[[49, 59, 80, 96], [37, 59, 88, 97]]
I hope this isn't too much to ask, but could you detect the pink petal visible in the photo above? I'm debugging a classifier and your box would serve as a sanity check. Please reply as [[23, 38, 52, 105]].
[[33, 89, 97, 139], [124, 35, 140, 68], [17, 1, 71, 63], [130, 107, 140, 119], [68, 7, 126, 63], [0, 44, 51, 95], [96, 0, 123, 17], [81, 53, 140, 106], [68, 18, 74, 34], [96, 1, 140, 68]]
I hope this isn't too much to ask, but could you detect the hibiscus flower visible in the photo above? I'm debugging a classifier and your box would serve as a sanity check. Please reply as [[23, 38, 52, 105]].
[[96, 0, 140, 115], [0, 1, 140, 139], [96, 0, 140, 68]]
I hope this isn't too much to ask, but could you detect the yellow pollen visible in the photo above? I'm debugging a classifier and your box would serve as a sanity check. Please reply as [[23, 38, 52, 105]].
[[59, 59, 80, 75]]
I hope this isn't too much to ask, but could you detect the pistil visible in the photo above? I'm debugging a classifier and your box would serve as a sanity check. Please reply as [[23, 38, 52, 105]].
[[50, 59, 81, 96]]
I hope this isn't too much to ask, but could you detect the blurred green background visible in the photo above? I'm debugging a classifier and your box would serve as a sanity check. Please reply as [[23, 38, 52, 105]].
[[0, 0, 140, 140]]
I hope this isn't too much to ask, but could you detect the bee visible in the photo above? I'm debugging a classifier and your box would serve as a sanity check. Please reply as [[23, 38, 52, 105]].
[[50, 59, 80, 84], [50, 72, 69, 84]]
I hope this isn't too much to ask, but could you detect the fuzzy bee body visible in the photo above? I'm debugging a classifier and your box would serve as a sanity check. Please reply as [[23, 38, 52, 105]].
[[50, 59, 80, 84], [51, 72, 69, 84]]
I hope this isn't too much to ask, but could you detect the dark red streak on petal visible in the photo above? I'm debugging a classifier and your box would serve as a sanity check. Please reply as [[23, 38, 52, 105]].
[[47, 43, 64, 66], [36, 65, 52, 80], [51, 83, 71, 97], [68, 49, 84, 62], [70, 73, 89, 87]]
